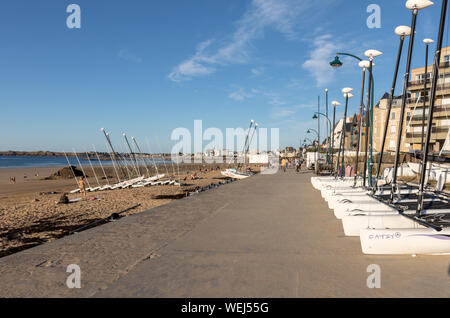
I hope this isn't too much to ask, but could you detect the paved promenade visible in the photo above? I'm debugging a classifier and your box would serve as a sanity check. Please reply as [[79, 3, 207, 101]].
[[0, 170, 449, 297]]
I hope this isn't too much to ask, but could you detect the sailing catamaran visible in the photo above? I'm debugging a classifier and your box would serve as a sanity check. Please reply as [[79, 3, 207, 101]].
[[221, 120, 257, 179], [313, 0, 450, 255]]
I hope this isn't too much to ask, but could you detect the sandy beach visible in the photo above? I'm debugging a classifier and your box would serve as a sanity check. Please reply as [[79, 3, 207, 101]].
[[0, 164, 257, 258]]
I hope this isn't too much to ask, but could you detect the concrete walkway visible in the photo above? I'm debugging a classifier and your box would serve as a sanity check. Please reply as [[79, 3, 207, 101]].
[[0, 170, 449, 297]]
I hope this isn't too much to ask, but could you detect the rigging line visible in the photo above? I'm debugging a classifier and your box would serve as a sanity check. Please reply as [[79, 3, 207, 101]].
[[106, 144, 122, 183], [145, 137, 160, 177], [118, 145, 133, 179], [406, 95, 422, 133], [404, 95, 421, 185], [123, 135, 141, 177], [167, 140, 178, 181], [93, 145, 110, 186], [132, 137, 151, 177], [156, 136, 170, 177], [72, 149, 92, 189], [63, 151, 79, 190], [85, 150, 101, 188]]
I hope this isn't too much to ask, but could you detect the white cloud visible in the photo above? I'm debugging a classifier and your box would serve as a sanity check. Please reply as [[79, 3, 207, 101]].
[[271, 107, 296, 118], [168, 0, 311, 82], [270, 103, 315, 119], [302, 34, 339, 87], [228, 88, 253, 101], [118, 49, 142, 63], [251, 67, 264, 76]]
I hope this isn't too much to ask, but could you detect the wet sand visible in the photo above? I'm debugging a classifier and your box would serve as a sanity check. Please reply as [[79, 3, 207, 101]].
[[0, 164, 256, 258]]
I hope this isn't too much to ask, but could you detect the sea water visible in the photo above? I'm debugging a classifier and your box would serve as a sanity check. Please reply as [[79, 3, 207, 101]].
[[0, 156, 170, 169]]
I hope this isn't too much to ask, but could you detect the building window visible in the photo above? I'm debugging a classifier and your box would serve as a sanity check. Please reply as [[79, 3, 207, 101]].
[[390, 125, 396, 133], [391, 113, 396, 120], [389, 140, 396, 149]]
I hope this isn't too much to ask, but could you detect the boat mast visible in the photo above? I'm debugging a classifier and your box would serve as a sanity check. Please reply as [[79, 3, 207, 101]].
[[340, 92, 351, 178], [238, 120, 254, 170], [73, 149, 92, 190], [374, 30, 407, 190], [123, 133, 141, 177], [354, 65, 367, 185], [132, 137, 151, 177], [92, 145, 110, 186], [85, 151, 101, 188], [390, 5, 419, 201], [335, 120, 344, 178], [417, 0, 448, 216], [102, 128, 127, 179], [145, 138, 160, 177], [245, 123, 258, 169], [63, 151, 80, 189]]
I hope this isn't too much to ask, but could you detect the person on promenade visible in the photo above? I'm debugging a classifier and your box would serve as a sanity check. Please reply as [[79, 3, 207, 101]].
[[295, 159, 301, 173], [77, 176, 87, 198], [281, 158, 287, 172]]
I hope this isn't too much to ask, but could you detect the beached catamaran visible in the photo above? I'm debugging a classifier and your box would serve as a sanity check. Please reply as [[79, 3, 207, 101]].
[[65, 128, 170, 193], [221, 119, 257, 179], [313, 0, 450, 255]]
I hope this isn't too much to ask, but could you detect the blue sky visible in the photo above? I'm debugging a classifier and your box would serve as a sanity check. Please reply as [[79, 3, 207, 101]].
[[0, 0, 446, 153]]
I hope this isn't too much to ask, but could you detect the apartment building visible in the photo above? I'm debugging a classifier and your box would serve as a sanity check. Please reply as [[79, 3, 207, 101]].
[[331, 115, 360, 151], [372, 93, 407, 153], [406, 46, 450, 152]]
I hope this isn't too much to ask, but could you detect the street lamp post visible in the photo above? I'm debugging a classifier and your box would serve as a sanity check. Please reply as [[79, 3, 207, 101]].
[[374, 26, 411, 190], [331, 101, 341, 170], [317, 95, 320, 157], [313, 112, 332, 166], [330, 52, 375, 185], [391, 0, 433, 201], [354, 60, 369, 185], [339, 88, 354, 178], [307, 128, 319, 174], [364, 49, 383, 188]]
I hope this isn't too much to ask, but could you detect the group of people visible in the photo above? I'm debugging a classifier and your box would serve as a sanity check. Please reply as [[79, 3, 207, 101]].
[[8, 172, 40, 184], [280, 158, 304, 173]]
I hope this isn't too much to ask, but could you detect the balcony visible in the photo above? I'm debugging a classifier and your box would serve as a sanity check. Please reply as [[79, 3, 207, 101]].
[[408, 79, 431, 87], [406, 96, 429, 104], [440, 61, 450, 68], [406, 127, 449, 139]]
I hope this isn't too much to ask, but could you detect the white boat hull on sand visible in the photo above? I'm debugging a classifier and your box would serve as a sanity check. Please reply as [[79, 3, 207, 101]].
[[334, 198, 444, 219], [311, 176, 353, 189], [327, 189, 417, 208], [342, 214, 426, 236], [342, 210, 450, 236], [221, 170, 250, 179], [334, 202, 396, 219], [316, 180, 361, 191], [360, 228, 450, 255]]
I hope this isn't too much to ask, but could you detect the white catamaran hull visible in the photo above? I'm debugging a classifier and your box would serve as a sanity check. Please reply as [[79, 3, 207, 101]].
[[316, 179, 360, 192], [334, 202, 396, 219], [342, 214, 426, 236], [360, 228, 450, 255], [221, 170, 250, 179], [327, 188, 417, 208], [342, 210, 450, 236]]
